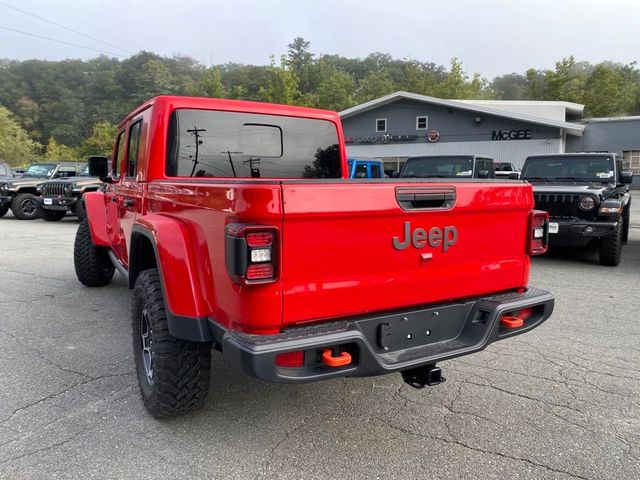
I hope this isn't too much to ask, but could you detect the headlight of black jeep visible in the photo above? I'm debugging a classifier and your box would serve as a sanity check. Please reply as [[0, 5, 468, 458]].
[[0, 183, 8, 193], [64, 184, 74, 195], [578, 196, 596, 211]]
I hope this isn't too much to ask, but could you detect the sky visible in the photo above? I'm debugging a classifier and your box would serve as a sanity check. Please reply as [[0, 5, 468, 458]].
[[0, 0, 639, 79]]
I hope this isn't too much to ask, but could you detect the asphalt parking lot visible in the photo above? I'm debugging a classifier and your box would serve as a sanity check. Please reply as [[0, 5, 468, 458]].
[[1, 202, 639, 480]]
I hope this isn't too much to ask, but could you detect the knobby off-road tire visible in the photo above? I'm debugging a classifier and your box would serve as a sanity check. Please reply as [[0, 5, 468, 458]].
[[75, 197, 87, 222], [0, 205, 8, 217], [621, 200, 631, 244], [599, 222, 623, 266], [10, 193, 38, 220], [132, 269, 212, 418], [73, 219, 115, 286], [37, 205, 66, 221]]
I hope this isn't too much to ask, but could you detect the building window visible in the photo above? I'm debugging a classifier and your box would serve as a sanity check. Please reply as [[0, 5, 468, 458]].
[[622, 150, 640, 174], [376, 118, 387, 132], [416, 116, 428, 130]]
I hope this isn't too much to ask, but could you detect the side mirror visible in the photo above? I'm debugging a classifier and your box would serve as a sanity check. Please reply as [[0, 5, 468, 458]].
[[619, 171, 633, 184], [477, 170, 490, 179], [391, 171, 400, 178], [88, 156, 112, 183], [508, 172, 520, 180]]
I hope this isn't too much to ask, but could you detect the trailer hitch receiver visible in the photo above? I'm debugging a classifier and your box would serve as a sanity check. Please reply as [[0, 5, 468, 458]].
[[401, 365, 445, 389]]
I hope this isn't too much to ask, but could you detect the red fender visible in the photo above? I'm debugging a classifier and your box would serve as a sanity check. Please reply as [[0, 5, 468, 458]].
[[132, 214, 208, 319], [83, 191, 109, 246]]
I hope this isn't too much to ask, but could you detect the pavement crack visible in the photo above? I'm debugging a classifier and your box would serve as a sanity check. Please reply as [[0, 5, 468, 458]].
[[253, 419, 308, 479], [0, 326, 93, 380], [0, 372, 135, 426], [383, 419, 589, 480], [0, 429, 85, 466]]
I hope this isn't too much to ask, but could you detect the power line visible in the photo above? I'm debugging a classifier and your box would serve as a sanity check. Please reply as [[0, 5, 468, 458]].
[[0, 0, 130, 54], [0, 25, 126, 57]]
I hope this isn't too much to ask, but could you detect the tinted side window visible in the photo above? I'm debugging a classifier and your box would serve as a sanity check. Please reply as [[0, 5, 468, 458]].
[[127, 121, 142, 178], [370, 164, 382, 178], [113, 131, 125, 178]]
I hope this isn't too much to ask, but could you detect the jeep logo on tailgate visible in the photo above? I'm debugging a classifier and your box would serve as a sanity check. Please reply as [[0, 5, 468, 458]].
[[393, 222, 458, 251]]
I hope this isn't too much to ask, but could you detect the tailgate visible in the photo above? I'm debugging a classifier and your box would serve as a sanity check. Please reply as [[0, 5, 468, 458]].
[[280, 181, 533, 326]]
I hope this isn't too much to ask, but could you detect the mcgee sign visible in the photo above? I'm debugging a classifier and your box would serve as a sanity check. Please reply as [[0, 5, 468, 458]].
[[491, 129, 532, 140]]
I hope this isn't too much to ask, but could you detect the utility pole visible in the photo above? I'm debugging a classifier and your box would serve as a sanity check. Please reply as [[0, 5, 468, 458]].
[[187, 126, 206, 176], [223, 150, 241, 177], [243, 157, 261, 178]]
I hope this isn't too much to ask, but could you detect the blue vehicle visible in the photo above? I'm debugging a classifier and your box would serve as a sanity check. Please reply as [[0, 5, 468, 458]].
[[348, 158, 385, 178]]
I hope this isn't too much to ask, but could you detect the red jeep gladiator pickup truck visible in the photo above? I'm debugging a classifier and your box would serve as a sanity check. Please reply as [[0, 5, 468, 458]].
[[74, 96, 554, 418]]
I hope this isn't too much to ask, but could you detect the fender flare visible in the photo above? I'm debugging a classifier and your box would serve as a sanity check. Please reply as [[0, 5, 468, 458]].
[[83, 191, 109, 246], [130, 215, 213, 342]]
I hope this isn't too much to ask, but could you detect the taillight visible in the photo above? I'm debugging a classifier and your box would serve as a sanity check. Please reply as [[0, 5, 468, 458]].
[[225, 223, 278, 284], [275, 351, 304, 368], [529, 210, 549, 255]]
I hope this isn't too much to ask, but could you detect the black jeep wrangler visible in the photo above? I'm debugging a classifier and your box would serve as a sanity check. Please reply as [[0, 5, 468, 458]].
[[35, 165, 103, 221], [0, 162, 84, 219], [521, 153, 633, 266]]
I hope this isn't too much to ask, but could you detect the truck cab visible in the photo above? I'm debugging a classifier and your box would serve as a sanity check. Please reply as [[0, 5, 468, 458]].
[[521, 153, 633, 266], [399, 155, 495, 179], [0, 162, 85, 219], [74, 96, 554, 418], [347, 158, 385, 178]]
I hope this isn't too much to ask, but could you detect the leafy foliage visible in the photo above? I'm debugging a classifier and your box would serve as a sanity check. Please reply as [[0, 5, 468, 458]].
[[1, 38, 640, 163], [0, 105, 41, 165]]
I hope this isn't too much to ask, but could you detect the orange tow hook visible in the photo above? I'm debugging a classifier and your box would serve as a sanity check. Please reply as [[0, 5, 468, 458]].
[[322, 348, 352, 367], [500, 307, 534, 329]]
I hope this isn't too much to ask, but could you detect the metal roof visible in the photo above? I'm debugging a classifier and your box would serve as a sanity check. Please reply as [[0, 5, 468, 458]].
[[455, 99, 585, 118], [581, 116, 640, 123], [339, 91, 585, 136]]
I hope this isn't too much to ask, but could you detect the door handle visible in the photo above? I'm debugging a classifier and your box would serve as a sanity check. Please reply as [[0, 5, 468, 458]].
[[395, 187, 456, 210]]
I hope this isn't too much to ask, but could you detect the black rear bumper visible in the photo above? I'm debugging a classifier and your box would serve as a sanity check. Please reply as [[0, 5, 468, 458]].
[[215, 287, 554, 384], [0, 196, 11, 207]]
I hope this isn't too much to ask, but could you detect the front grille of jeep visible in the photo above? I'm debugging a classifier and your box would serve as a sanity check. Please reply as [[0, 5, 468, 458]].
[[42, 182, 67, 196], [533, 193, 597, 219]]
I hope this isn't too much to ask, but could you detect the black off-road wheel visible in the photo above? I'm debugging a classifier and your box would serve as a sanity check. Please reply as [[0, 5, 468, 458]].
[[132, 269, 212, 418], [37, 205, 66, 222], [75, 198, 87, 222], [10, 193, 38, 220], [0, 205, 8, 218], [599, 222, 623, 266], [73, 219, 115, 286]]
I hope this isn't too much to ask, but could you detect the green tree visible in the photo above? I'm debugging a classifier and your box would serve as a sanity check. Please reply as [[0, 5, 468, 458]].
[[544, 56, 587, 104], [315, 67, 356, 111], [356, 71, 395, 103], [258, 56, 301, 105], [44, 136, 77, 161], [190, 66, 226, 98], [492, 73, 529, 100], [583, 64, 635, 116], [0, 105, 41, 166], [77, 121, 118, 158], [287, 37, 314, 93]]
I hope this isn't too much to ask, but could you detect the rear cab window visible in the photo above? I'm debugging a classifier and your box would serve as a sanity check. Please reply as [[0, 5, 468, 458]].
[[401, 156, 473, 178], [165, 109, 341, 178]]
